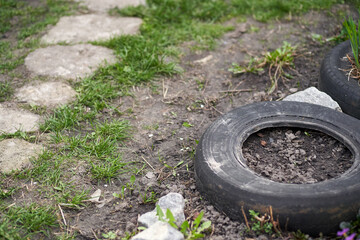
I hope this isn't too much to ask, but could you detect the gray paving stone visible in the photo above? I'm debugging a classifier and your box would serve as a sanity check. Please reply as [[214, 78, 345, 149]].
[[0, 106, 41, 134], [0, 139, 43, 173], [76, 0, 146, 13], [41, 14, 142, 44], [15, 81, 77, 108], [25, 44, 117, 80]]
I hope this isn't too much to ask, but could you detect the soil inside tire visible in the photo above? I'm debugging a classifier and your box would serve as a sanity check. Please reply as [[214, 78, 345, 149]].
[[242, 127, 353, 184]]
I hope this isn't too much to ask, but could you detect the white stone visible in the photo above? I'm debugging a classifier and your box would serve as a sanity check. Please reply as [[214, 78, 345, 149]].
[[138, 192, 185, 228], [283, 87, 342, 111], [131, 221, 184, 240], [76, 0, 146, 13], [15, 81, 77, 108], [0, 139, 43, 173], [0, 106, 41, 133], [41, 14, 142, 44], [25, 44, 117, 80]]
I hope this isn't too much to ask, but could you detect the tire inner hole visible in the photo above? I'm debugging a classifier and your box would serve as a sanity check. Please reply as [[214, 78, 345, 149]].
[[242, 127, 353, 184]]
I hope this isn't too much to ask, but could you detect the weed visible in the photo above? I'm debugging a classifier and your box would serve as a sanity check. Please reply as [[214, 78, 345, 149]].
[[229, 57, 264, 74], [0, 130, 36, 142], [263, 41, 297, 93], [113, 175, 137, 199], [90, 156, 129, 182], [0, 187, 17, 199], [291, 229, 310, 240], [344, 14, 360, 69], [102, 231, 117, 239], [230, 41, 297, 94], [156, 205, 211, 240], [140, 187, 158, 204], [182, 122, 193, 128], [56, 188, 89, 209], [0, 81, 13, 102], [249, 209, 273, 234]]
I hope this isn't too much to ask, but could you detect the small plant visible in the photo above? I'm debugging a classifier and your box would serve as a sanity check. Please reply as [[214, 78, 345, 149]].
[[291, 229, 309, 240], [113, 175, 137, 199], [343, 13, 360, 79], [229, 57, 264, 74], [156, 205, 211, 240], [263, 41, 297, 93], [249, 209, 273, 234], [102, 231, 117, 239], [337, 209, 360, 240], [230, 41, 297, 94], [0, 81, 13, 102], [140, 188, 158, 204]]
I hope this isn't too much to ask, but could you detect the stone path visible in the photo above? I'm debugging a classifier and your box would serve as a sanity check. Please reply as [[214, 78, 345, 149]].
[[1, 0, 144, 172]]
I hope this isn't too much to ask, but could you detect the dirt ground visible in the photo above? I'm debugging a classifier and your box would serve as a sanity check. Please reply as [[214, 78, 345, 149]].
[[3, 4, 358, 240], [61, 6, 355, 240]]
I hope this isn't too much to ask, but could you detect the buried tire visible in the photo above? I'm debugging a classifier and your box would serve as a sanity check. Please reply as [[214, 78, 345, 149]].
[[319, 40, 360, 119], [195, 101, 360, 236]]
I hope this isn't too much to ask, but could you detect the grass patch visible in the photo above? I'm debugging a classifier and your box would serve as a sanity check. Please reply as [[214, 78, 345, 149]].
[[0, 203, 58, 239]]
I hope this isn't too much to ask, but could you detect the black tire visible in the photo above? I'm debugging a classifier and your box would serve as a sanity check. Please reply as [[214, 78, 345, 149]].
[[195, 101, 360, 236], [319, 40, 360, 120]]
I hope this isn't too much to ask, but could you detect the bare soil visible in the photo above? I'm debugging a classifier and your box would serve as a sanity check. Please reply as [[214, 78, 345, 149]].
[[243, 127, 353, 184], [3, 4, 359, 240]]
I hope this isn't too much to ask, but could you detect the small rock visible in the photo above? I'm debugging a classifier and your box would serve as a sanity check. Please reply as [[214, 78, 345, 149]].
[[289, 88, 298, 93], [283, 87, 342, 111], [299, 149, 306, 155], [138, 193, 185, 228], [131, 221, 184, 240]]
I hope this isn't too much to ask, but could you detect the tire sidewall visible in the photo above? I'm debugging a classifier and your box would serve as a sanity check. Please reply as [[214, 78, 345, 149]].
[[319, 40, 360, 119], [195, 101, 360, 235]]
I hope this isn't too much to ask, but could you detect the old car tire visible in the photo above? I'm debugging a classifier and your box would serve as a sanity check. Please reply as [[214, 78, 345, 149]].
[[195, 101, 360, 236], [319, 40, 360, 119]]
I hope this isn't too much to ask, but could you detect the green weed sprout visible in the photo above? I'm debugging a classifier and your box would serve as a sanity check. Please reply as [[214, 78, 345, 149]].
[[249, 209, 273, 234], [229, 41, 297, 94], [156, 205, 211, 240], [344, 15, 360, 70]]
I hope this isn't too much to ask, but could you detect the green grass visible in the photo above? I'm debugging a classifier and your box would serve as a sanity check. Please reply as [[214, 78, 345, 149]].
[[0, 203, 58, 239], [0, 0, 78, 73]]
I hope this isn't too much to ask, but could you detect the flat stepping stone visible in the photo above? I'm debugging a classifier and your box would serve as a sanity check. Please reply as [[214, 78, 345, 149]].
[[0, 139, 43, 173], [41, 14, 142, 44], [15, 81, 77, 108], [0, 106, 41, 134], [76, 0, 145, 13], [25, 44, 117, 80]]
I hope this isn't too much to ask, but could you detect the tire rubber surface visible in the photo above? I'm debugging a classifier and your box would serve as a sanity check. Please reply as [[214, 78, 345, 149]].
[[195, 101, 360, 235], [319, 40, 360, 119]]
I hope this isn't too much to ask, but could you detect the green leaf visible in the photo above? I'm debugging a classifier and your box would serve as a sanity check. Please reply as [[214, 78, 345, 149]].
[[130, 175, 136, 185], [182, 122, 193, 128], [180, 220, 190, 235], [193, 211, 204, 229], [197, 221, 211, 233], [156, 205, 164, 221], [166, 209, 177, 228]]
